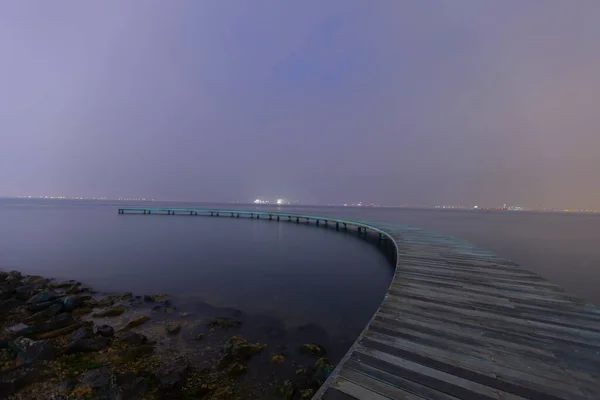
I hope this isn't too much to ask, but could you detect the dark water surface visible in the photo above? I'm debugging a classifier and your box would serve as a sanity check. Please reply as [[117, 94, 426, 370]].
[[2, 199, 599, 362]]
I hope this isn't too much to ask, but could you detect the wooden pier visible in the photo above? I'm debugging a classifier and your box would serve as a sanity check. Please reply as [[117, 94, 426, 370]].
[[119, 208, 600, 399]]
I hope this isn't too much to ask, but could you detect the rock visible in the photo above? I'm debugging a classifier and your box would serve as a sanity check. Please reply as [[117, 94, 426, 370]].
[[219, 336, 266, 367], [119, 332, 147, 346], [227, 362, 247, 377], [313, 357, 335, 384], [25, 303, 64, 323], [301, 389, 316, 399], [36, 321, 88, 340], [166, 323, 181, 335], [115, 373, 148, 399], [155, 360, 189, 391], [271, 354, 285, 364], [196, 333, 205, 341], [298, 343, 327, 356], [278, 380, 296, 400], [115, 345, 154, 364], [208, 318, 241, 330], [121, 315, 150, 330], [0, 299, 22, 313], [14, 285, 35, 300], [91, 305, 126, 318], [78, 367, 118, 399], [96, 325, 115, 337], [72, 307, 93, 316], [0, 271, 8, 282], [65, 337, 110, 354], [143, 295, 154, 303], [11, 337, 55, 366], [0, 365, 48, 397], [43, 312, 73, 331], [7, 270, 23, 281], [26, 291, 59, 305], [225, 336, 266, 359], [48, 281, 73, 289], [21, 275, 46, 287], [62, 295, 89, 311], [295, 368, 306, 376], [27, 299, 61, 313], [71, 326, 93, 342]]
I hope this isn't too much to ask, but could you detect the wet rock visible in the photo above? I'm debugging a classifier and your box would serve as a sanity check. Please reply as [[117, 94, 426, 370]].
[[14, 313, 74, 337], [0, 271, 8, 282], [78, 367, 118, 399], [196, 333, 205, 341], [119, 331, 147, 346], [71, 326, 93, 342], [143, 295, 154, 303], [36, 321, 88, 340], [227, 362, 247, 377], [155, 359, 189, 391], [166, 323, 181, 335], [27, 291, 60, 306], [115, 373, 148, 399], [96, 325, 115, 337], [11, 337, 55, 366], [14, 285, 35, 300], [65, 337, 110, 354], [298, 343, 327, 356], [91, 306, 126, 318], [121, 315, 150, 330], [62, 295, 89, 311], [301, 388, 316, 399]]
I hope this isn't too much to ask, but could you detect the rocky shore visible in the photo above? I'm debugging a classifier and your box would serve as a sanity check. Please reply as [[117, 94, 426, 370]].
[[0, 270, 334, 399]]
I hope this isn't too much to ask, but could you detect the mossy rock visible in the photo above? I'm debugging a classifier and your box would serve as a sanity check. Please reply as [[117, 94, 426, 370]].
[[299, 343, 326, 356], [301, 388, 315, 399], [122, 316, 150, 330], [166, 324, 181, 335], [196, 333, 205, 341], [227, 362, 247, 377], [72, 307, 93, 316], [224, 336, 266, 360], [92, 306, 125, 318], [271, 354, 285, 364], [277, 380, 295, 400], [209, 318, 241, 329]]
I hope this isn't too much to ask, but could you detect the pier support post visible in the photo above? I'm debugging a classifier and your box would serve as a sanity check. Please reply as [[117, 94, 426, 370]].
[[190, 211, 193, 215], [148, 210, 151, 214], [296, 217, 299, 223], [336, 222, 339, 230], [250, 214, 253, 219], [195, 212, 198, 215], [288, 216, 291, 221], [325, 220, 328, 226], [257, 215, 260, 219], [237, 213, 239, 218], [211, 212, 213, 216], [216, 212, 219, 216], [306, 218, 309, 223], [269, 215, 272, 220], [231, 213, 234, 217], [316, 220, 319, 226], [144, 210, 146, 214], [277, 215, 280, 221], [343, 223, 347, 230]]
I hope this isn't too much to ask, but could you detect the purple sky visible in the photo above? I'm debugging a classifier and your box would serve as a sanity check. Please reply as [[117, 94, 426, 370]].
[[1, 1, 599, 207]]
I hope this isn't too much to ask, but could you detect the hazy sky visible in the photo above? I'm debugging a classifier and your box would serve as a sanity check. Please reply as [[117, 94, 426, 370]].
[[1, 1, 599, 207]]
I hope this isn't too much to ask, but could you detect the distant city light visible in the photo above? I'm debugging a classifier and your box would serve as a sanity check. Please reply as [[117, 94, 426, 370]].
[[276, 199, 284, 205]]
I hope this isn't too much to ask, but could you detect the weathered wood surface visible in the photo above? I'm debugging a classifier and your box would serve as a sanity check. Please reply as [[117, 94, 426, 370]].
[[118, 208, 600, 399], [317, 225, 600, 400]]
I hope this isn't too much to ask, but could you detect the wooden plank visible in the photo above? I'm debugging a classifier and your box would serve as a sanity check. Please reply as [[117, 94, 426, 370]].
[[333, 372, 422, 399]]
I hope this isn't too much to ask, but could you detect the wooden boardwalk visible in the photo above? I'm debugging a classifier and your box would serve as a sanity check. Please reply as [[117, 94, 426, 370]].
[[119, 208, 600, 399]]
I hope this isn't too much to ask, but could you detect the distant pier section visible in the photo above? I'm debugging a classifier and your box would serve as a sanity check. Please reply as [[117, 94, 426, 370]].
[[119, 207, 600, 399]]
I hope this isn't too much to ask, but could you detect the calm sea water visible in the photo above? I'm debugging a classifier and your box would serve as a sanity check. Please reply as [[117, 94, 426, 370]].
[[1, 198, 599, 360]]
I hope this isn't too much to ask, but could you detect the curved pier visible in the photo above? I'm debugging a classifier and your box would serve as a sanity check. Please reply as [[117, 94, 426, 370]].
[[119, 208, 600, 399]]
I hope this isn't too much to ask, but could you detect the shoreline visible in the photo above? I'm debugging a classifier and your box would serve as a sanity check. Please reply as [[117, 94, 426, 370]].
[[0, 269, 335, 399]]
